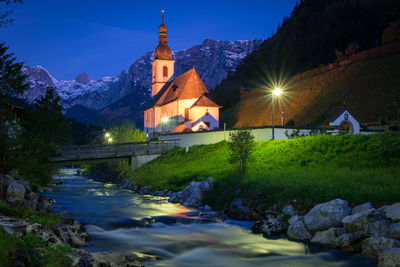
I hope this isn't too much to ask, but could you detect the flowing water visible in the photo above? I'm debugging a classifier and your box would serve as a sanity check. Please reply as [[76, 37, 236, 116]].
[[46, 169, 377, 267]]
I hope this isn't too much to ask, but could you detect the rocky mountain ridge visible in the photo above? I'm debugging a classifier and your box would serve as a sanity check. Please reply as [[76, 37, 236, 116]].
[[21, 39, 263, 125]]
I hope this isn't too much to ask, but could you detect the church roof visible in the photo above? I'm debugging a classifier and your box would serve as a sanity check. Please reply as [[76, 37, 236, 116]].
[[190, 93, 221, 108], [150, 68, 209, 107]]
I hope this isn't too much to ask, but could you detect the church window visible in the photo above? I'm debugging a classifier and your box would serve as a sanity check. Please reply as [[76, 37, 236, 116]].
[[163, 66, 168, 77]]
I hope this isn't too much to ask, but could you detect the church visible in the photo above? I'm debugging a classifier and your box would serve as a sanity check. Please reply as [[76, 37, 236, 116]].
[[144, 12, 221, 135]]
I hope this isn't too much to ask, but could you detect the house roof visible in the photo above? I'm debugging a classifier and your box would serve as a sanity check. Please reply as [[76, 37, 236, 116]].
[[329, 109, 349, 122], [190, 93, 221, 108], [147, 68, 209, 109], [170, 124, 191, 133]]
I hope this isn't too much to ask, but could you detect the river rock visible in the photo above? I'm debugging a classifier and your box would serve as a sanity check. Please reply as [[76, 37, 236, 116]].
[[365, 220, 392, 237], [26, 223, 64, 247], [287, 218, 312, 240], [384, 203, 400, 222], [389, 222, 400, 240], [311, 227, 345, 246], [90, 252, 143, 267], [304, 199, 351, 231], [168, 178, 213, 207], [362, 237, 400, 258], [333, 231, 367, 252], [282, 204, 297, 216], [252, 218, 287, 236], [288, 215, 302, 225], [352, 202, 374, 214], [0, 216, 28, 238], [227, 197, 251, 220], [342, 208, 384, 233], [6, 180, 26, 200], [25, 191, 39, 210], [378, 248, 400, 267]]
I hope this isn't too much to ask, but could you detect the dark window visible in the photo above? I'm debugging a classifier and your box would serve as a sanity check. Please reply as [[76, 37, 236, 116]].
[[163, 66, 168, 77], [185, 108, 189, 121], [205, 122, 210, 127]]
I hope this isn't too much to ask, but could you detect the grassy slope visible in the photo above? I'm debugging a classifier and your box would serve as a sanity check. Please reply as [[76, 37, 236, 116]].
[[131, 133, 400, 209], [222, 53, 400, 127]]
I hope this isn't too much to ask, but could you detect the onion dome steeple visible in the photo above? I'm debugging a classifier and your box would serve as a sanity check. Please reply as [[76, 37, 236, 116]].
[[154, 10, 172, 60]]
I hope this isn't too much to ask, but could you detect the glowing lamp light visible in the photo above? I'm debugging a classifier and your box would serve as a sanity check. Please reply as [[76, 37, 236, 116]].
[[108, 137, 113, 143], [162, 117, 169, 123], [105, 132, 110, 138], [272, 87, 282, 97]]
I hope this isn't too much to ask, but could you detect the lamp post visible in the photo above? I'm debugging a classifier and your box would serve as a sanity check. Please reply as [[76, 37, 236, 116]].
[[161, 116, 169, 133], [271, 87, 282, 139]]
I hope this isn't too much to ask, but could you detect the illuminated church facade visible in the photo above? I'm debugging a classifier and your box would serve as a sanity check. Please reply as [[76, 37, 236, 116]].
[[144, 12, 221, 135]]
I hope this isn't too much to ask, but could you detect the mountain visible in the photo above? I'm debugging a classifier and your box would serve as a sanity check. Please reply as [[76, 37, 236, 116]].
[[21, 39, 262, 126]]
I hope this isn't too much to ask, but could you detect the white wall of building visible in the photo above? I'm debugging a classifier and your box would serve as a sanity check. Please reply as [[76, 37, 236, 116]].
[[159, 127, 316, 147]]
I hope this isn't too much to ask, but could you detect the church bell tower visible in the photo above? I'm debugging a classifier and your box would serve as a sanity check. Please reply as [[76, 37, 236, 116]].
[[151, 10, 175, 97]]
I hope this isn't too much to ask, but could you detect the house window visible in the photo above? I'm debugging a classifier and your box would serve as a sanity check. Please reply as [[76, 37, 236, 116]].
[[205, 122, 210, 127], [163, 66, 168, 77]]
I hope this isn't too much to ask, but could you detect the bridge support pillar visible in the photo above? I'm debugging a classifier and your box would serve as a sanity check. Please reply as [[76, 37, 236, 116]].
[[130, 154, 161, 171]]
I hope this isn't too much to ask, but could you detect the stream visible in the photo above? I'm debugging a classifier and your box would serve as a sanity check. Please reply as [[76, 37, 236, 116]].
[[45, 169, 377, 266]]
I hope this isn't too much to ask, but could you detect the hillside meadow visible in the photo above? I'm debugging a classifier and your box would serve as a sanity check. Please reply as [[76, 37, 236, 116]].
[[128, 132, 400, 209], [222, 53, 400, 128]]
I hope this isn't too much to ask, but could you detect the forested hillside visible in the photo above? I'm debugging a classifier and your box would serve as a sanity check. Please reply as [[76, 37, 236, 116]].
[[212, 0, 400, 110]]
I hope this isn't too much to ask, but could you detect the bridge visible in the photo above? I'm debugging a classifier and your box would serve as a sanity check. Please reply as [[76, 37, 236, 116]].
[[53, 140, 179, 169]]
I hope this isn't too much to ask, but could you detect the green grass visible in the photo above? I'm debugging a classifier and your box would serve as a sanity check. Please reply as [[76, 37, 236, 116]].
[[0, 203, 61, 227], [130, 133, 400, 210], [0, 221, 72, 267]]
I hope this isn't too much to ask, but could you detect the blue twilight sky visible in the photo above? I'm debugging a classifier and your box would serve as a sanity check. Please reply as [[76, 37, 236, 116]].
[[1, 0, 297, 80]]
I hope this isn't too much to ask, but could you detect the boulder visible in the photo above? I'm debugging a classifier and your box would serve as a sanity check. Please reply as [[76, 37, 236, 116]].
[[362, 237, 400, 258], [378, 248, 400, 267], [0, 216, 28, 238], [366, 220, 392, 237], [25, 192, 39, 210], [342, 208, 384, 232], [168, 178, 213, 207], [26, 223, 64, 247], [333, 231, 367, 252], [390, 222, 400, 240], [352, 202, 374, 214], [384, 203, 400, 223], [287, 219, 312, 240], [227, 198, 251, 220], [253, 218, 287, 236], [282, 204, 297, 216], [6, 180, 26, 200], [90, 252, 143, 267], [304, 199, 351, 231], [288, 215, 302, 225], [311, 227, 345, 246]]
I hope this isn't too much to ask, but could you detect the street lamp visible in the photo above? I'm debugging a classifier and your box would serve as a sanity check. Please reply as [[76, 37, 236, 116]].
[[271, 87, 282, 139], [107, 137, 113, 144], [161, 116, 169, 133]]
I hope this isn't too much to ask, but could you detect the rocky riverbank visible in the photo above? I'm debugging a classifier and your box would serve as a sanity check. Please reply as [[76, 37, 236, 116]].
[[0, 170, 151, 267], [116, 176, 400, 266]]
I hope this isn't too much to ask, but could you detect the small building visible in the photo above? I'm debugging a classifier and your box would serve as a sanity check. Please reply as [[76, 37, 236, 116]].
[[144, 12, 221, 135], [328, 109, 360, 134]]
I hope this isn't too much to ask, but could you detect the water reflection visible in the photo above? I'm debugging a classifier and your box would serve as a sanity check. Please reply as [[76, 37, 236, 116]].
[[47, 169, 377, 267]]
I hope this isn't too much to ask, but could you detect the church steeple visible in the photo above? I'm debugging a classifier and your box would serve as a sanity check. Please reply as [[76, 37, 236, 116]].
[[151, 10, 175, 97], [154, 10, 172, 60]]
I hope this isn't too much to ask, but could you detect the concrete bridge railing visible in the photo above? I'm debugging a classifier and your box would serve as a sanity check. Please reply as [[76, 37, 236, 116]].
[[53, 140, 180, 169]]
